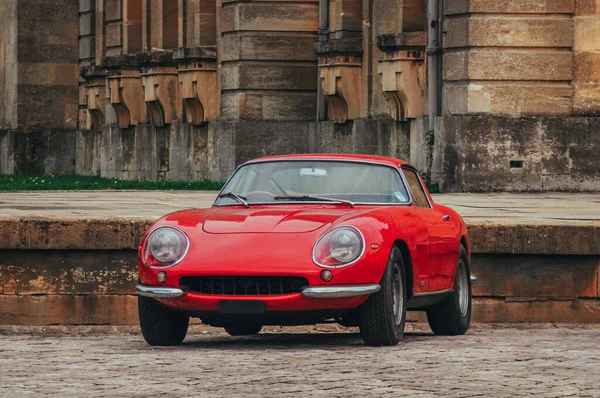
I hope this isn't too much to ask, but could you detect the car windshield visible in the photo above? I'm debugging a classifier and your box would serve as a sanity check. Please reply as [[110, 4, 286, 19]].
[[215, 160, 410, 206]]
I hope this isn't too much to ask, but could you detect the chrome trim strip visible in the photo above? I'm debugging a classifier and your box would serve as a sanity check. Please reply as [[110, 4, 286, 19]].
[[302, 284, 381, 298], [470, 274, 478, 283], [411, 288, 454, 297], [312, 225, 366, 269], [136, 285, 187, 298]]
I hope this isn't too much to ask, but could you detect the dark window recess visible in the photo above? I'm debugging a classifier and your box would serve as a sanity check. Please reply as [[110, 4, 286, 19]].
[[510, 160, 524, 169], [180, 276, 308, 296]]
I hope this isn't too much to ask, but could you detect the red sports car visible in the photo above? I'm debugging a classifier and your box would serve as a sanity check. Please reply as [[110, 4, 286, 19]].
[[136, 154, 473, 346]]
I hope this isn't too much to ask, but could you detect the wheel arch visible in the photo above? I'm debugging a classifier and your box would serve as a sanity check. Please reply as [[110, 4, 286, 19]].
[[393, 239, 413, 301]]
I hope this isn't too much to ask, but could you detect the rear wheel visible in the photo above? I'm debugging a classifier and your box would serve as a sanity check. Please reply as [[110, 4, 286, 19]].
[[224, 324, 262, 336], [426, 245, 472, 335], [358, 247, 407, 346], [138, 296, 189, 346]]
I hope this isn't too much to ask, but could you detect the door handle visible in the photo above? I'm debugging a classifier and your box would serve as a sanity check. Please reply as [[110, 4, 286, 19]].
[[442, 215, 451, 221]]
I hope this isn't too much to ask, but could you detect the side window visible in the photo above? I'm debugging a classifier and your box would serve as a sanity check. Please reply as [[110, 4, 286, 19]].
[[402, 169, 430, 208]]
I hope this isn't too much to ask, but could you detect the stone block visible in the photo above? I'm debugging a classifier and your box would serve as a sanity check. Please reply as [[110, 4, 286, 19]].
[[167, 123, 195, 181], [221, 91, 317, 121], [432, 116, 600, 192], [445, 0, 575, 15], [134, 124, 159, 180], [220, 2, 318, 33], [79, 36, 94, 60], [574, 16, 600, 51], [444, 50, 573, 81], [471, 254, 599, 298], [575, 0, 600, 15], [16, 85, 78, 129], [0, 295, 139, 325], [445, 17, 573, 48], [574, 51, 600, 83], [107, 68, 144, 127], [231, 121, 311, 165], [573, 83, 600, 114], [221, 63, 317, 91], [75, 129, 100, 175], [468, 222, 600, 255], [443, 83, 572, 116], [0, 131, 15, 174], [141, 65, 180, 126], [9, 130, 75, 175], [105, 21, 123, 48], [99, 125, 124, 178], [220, 33, 318, 62], [105, 0, 122, 21], [378, 50, 426, 120], [79, 0, 93, 12], [0, 250, 138, 295], [79, 12, 94, 36], [472, 298, 600, 323], [178, 61, 219, 124]]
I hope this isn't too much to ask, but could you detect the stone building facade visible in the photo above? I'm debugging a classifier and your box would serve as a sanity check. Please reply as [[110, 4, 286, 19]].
[[0, 0, 599, 191]]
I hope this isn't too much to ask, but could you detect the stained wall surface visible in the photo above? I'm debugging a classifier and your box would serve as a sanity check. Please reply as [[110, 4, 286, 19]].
[[0, 0, 598, 191]]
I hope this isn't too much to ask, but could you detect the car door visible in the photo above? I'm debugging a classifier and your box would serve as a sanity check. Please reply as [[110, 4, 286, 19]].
[[401, 167, 456, 292]]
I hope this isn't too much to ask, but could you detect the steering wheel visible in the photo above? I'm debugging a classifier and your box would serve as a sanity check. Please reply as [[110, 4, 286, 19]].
[[246, 190, 277, 201]]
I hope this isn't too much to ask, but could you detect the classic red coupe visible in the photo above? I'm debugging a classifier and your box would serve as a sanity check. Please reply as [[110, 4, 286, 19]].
[[136, 154, 473, 346]]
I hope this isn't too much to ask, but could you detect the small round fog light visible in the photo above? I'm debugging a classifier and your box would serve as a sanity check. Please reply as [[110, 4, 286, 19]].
[[320, 270, 333, 282], [157, 271, 168, 283]]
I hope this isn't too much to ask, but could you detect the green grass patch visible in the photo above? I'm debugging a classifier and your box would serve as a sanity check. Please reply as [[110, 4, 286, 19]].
[[0, 175, 224, 191]]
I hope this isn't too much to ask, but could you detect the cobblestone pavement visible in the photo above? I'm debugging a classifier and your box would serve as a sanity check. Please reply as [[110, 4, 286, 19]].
[[1, 325, 599, 397]]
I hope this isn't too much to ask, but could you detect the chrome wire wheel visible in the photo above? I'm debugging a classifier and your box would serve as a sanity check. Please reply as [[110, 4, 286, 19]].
[[392, 262, 404, 326], [457, 259, 469, 317]]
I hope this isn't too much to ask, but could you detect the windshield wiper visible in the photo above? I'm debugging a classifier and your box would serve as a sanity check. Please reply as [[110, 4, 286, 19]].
[[217, 192, 249, 208], [274, 195, 354, 208]]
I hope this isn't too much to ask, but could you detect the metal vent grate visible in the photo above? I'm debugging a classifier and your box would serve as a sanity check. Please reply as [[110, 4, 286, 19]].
[[180, 276, 308, 296]]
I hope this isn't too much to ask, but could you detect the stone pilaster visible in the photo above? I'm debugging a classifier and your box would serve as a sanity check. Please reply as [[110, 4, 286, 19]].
[[443, 0, 575, 116], [219, 0, 319, 120]]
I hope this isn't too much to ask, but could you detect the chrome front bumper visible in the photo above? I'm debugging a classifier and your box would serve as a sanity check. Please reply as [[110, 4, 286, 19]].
[[136, 284, 381, 299], [136, 285, 187, 298], [301, 284, 381, 298]]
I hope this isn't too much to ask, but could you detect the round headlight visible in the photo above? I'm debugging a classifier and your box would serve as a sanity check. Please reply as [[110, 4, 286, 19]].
[[313, 226, 365, 268], [145, 227, 189, 267], [329, 228, 362, 263]]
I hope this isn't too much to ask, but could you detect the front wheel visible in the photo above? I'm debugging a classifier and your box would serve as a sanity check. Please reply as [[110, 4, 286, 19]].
[[138, 296, 189, 346], [358, 247, 407, 346], [426, 245, 472, 335]]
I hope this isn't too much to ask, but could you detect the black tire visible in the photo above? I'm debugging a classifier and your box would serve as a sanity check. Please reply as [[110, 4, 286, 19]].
[[426, 245, 472, 335], [224, 324, 262, 336], [358, 246, 407, 346], [138, 296, 189, 346]]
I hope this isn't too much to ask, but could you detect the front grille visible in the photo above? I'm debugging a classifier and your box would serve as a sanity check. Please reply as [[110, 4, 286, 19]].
[[180, 276, 308, 296]]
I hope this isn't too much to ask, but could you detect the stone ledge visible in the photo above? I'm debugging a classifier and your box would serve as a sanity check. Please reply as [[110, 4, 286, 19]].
[[376, 32, 427, 51], [0, 295, 597, 325], [314, 38, 363, 56], [1, 217, 598, 255]]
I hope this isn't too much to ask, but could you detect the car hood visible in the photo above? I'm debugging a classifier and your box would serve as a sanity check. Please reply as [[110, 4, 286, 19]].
[[202, 207, 356, 234]]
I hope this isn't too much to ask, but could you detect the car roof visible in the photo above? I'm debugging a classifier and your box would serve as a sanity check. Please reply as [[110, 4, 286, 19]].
[[244, 154, 409, 168]]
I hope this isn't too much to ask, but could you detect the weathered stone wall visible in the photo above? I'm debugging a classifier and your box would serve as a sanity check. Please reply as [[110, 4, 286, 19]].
[[1, 218, 598, 324], [0, 0, 598, 191], [428, 116, 600, 192]]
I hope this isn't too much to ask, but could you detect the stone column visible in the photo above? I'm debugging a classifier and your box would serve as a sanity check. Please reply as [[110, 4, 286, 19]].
[[573, 1, 600, 114], [219, 0, 319, 120], [443, 0, 574, 116]]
